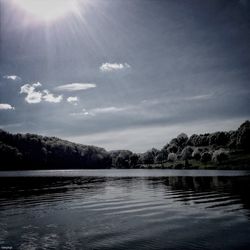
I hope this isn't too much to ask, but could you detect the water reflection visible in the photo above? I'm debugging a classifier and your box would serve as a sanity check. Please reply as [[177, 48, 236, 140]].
[[1, 176, 250, 213], [0, 174, 250, 249]]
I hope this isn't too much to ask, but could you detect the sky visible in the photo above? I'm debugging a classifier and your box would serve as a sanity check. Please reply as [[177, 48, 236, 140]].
[[0, 0, 250, 152]]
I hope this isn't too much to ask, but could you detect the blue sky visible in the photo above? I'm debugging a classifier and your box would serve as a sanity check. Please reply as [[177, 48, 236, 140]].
[[0, 0, 250, 152]]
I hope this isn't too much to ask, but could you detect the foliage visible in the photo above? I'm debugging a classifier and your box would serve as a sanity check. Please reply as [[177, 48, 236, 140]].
[[140, 150, 155, 164], [209, 132, 229, 146], [0, 130, 111, 170], [168, 153, 177, 162], [192, 148, 202, 161], [200, 152, 212, 163], [0, 120, 249, 170], [180, 146, 193, 160], [236, 121, 250, 150], [212, 149, 229, 164]]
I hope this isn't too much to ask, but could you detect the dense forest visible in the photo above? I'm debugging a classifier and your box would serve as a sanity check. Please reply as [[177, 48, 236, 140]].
[[0, 121, 249, 170]]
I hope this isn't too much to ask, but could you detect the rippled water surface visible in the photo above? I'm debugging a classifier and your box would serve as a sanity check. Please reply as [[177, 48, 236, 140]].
[[1, 170, 250, 250]]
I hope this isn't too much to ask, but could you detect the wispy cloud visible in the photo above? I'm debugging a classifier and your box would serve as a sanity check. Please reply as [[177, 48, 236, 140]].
[[184, 94, 213, 101], [100, 63, 131, 72], [55, 83, 96, 92], [67, 96, 78, 105], [82, 108, 91, 116], [91, 106, 127, 114], [0, 103, 15, 110], [3, 75, 21, 81], [141, 94, 213, 106], [66, 118, 244, 152], [70, 94, 214, 119], [20, 82, 63, 104], [71, 106, 128, 117]]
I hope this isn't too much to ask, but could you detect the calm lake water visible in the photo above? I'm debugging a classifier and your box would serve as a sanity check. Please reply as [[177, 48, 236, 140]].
[[1, 170, 250, 250]]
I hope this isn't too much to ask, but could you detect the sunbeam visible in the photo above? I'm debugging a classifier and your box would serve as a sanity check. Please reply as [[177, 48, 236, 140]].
[[12, 0, 80, 22]]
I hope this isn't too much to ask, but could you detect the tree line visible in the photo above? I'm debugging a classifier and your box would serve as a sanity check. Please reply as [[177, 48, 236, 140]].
[[0, 121, 249, 170]]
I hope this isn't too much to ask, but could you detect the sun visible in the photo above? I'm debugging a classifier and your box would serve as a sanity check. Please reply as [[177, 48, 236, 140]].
[[13, 0, 79, 22]]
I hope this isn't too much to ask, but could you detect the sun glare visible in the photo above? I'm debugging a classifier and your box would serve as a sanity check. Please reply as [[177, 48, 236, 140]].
[[13, 0, 79, 22]]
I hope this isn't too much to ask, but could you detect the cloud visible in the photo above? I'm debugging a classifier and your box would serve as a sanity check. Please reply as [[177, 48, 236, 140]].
[[0, 103, 15, 110], [91, 106, 127, 114], [66, 118, 244, 152], [70, 94, 214, 119], [3, 75, 21, 81], [82, 108, 90, 115], [71, 106, 129, 117], [20, 82, 43, 103], [43, 90, 63, 103], [20, 82, 63, 104], [184, 94, 213, 101], [67, 96, 78, 105], [55, 83, 96, 92], [100, 63, 131, 72]]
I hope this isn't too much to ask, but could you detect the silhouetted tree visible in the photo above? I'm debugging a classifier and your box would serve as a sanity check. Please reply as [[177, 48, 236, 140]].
[[129, 153, 139, 168], [209, 132, 229, 146], [227, 131, 237, 149], [168, 153, 177, 162], [176, 133, 188, 148], [0, 130, 112, 170], [192, 148, 202, 161], [0, 120, 249, 170], [155, 150, 168, 164], [167, 144, 178, 153], [212, 149, 229, 164], [200, 152, 212, 163], [111, 150, 133, 168], [180, 146, 193, 160], [187, 134, 209, 147], [141, 150, 155, 164], [236, 121, 250, 151]]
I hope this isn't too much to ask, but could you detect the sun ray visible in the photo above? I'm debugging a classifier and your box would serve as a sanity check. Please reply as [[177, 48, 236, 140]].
[[12, 0, 80, 22]]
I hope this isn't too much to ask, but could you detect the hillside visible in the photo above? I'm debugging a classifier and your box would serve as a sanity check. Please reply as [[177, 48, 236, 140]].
[[0, 121, 249, 170]]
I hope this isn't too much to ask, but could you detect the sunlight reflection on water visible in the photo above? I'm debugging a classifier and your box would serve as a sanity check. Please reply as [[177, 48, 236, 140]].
[[0, 170, 250, 250]]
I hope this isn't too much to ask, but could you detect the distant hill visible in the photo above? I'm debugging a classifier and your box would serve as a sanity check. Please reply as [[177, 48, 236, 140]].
[[0, 121, 249, 170], [0, 131, 111, 170]]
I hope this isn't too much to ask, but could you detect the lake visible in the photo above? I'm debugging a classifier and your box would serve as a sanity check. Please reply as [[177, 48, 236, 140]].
[[0, 169, 250, 250]]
